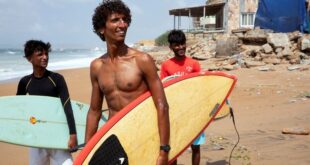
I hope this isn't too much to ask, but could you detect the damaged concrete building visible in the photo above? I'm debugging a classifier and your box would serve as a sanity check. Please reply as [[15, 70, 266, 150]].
[[169, 0, 258, 34], [165, 0, 310, 71]]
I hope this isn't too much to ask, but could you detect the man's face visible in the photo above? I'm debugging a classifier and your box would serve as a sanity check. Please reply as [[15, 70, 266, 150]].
[[170, 43, 186, 57], [28, 50, 48, 68], [101, 13, 129, 42]]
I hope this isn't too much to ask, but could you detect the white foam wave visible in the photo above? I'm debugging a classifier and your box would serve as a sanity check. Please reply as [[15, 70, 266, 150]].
[[48, 57, 94, 70], [0, 49, 104, 83]]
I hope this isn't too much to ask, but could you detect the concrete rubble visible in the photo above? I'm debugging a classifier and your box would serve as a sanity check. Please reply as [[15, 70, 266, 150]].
[[144, 28, 310, 72]]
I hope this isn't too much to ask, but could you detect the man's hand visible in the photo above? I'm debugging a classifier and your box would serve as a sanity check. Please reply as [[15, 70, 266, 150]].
[[156, 151, 169, 165], [68, 134, 78, 150]]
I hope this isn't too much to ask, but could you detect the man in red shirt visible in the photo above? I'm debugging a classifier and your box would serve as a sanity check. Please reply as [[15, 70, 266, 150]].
[[160, 30, 205, 165], [160, 32, 200, 79]]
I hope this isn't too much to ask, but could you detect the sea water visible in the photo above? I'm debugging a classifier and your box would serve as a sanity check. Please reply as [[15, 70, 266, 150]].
[[0, 48, 106, 83]]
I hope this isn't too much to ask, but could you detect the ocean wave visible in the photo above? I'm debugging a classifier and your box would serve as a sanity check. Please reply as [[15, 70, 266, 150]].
[[48, 57, 95, 70], [7, 51, 16, 55], [0, 69, 32, 82], [0, 68, 14, 72], [0, 48, 103, 83]]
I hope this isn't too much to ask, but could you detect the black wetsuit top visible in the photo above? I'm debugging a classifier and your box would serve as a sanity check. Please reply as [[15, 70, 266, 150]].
[[16, 70, 76, 134]]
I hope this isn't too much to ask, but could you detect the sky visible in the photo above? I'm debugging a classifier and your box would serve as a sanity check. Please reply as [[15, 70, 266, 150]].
[[0, 0, 206, 49]]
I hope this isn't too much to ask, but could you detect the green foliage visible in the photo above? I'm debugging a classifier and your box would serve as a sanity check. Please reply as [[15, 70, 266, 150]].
[[155, 31, 169, 46]]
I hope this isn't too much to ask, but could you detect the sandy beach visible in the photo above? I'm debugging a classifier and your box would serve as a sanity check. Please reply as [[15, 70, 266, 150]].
[[0, 65, 309, 165]]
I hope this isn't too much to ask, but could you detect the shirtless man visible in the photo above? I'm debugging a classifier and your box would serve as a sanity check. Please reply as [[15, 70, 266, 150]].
[[85, 1, 170, 165]]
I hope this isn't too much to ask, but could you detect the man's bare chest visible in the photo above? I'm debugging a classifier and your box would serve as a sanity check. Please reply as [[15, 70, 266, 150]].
[[97, 63, 143, 93]]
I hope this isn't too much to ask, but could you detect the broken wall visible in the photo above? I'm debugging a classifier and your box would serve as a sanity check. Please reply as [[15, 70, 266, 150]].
[[226, 0, 240, 34], [240, 0, 258, 12]]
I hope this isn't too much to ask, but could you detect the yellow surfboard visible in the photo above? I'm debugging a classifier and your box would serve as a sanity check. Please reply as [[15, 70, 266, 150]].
[[74, 72, 237, 165], [162, 75, 232, 121]]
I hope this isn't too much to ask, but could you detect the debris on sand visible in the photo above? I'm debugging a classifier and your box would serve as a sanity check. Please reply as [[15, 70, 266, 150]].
[[282, 127, 310, 135]]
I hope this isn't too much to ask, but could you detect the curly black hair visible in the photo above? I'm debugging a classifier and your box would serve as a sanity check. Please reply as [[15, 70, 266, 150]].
[[92, 0, 132, 41], [24, 40, 51, 58], [168, 30, 186, 45]]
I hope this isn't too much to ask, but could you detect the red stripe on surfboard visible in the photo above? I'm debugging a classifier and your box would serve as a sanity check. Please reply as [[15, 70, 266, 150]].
[[74, 71, 237, 164]]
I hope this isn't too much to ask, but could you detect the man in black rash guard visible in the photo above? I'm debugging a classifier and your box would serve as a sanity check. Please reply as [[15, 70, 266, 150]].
[[16, 40, 77, 165]]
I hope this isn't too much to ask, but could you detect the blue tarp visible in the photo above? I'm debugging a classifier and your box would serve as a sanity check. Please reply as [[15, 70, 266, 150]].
[[254, 0, 308, 33]]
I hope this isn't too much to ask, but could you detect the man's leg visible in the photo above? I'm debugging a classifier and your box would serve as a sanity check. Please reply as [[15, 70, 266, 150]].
[[191, 132, 206, 165], [50, 149, 73, 165], [29, 148, 50, 165], [191, 145, 200, 165]]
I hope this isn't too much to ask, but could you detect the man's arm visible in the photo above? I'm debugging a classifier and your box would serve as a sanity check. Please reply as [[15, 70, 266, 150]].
[[56, 74, 77, 135], [193, 60, 201, 72], [137, 53, 170, 163], [85, 60, 104, 143], [160, 62, 169, 80], [55, 74, 78, 149]]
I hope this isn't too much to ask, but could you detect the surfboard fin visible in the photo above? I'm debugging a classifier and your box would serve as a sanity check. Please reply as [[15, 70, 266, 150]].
[[89, 134, 128, 165]]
